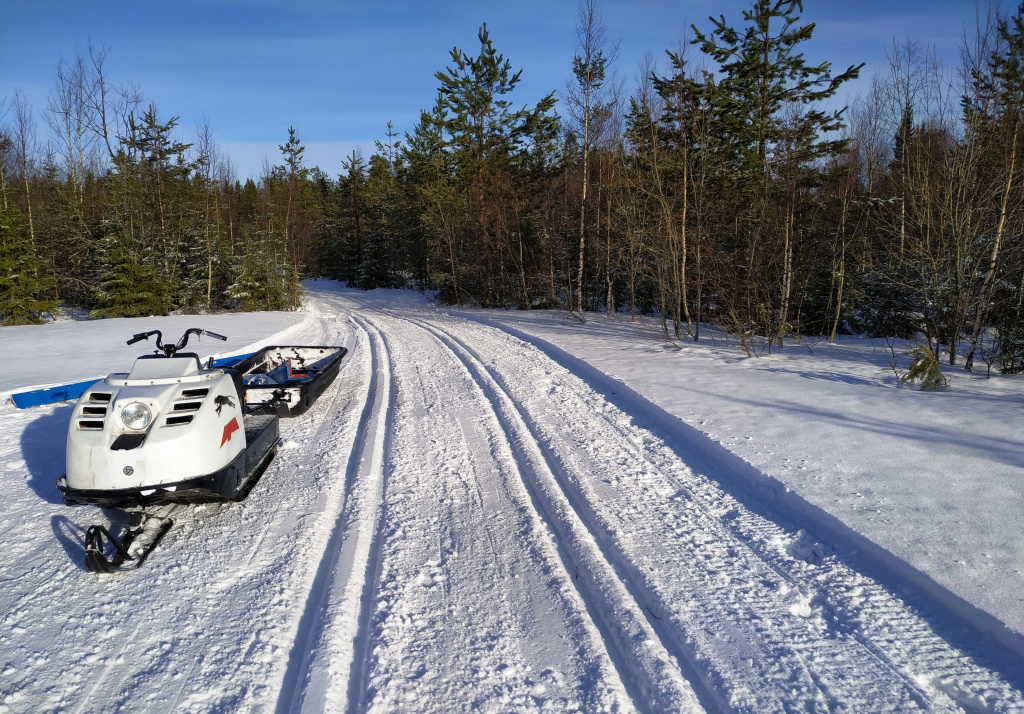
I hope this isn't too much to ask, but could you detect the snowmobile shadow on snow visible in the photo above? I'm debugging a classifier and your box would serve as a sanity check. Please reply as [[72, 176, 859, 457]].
[[22, 406, 135, 569], [50, 514, 96, 570], [22, 404, 73, 505]]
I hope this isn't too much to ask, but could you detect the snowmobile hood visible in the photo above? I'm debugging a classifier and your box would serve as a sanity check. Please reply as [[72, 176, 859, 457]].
[[64, 368, 247, 491]]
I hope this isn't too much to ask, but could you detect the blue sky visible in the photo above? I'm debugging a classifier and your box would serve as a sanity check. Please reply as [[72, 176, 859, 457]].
[[2, 0, 989, 180]]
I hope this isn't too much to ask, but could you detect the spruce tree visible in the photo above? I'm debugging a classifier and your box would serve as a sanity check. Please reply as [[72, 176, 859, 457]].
[[0, 203, 57, 325], [91, 219, 171, 318], [122, 107, 195, 281], [225, 233, 268, 311], [358, 155, 400, 290], [335, 151, 369, 286]]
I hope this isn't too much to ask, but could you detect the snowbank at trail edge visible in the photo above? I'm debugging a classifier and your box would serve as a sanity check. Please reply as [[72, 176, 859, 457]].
[[0, 310, 307, 397], [453, 302, 1024, 642]]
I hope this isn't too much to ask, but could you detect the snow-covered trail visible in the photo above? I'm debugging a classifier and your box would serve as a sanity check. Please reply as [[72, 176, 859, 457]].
[[285, 300, 698, 713], [345, 305, 1021, 713], [281, 291, 1023, 712], [2, 288, 1022, 713]]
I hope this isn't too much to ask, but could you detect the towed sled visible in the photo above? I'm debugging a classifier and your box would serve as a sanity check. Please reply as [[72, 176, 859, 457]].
[[235, 345, 346, 416], [56, 328, 345, 573]]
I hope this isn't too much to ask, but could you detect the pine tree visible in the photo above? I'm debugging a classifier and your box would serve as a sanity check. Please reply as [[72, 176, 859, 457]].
[[902, 345, 947, 390], [692, 0, 862, 183], [429, 23, 560, 306], [692, 0, 863, 344]]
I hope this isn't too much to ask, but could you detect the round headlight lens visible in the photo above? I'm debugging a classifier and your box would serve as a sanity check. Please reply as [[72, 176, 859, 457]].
[[121, 402, 152, 430]]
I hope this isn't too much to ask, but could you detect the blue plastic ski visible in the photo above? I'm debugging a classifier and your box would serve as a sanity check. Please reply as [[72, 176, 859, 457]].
[[8, 352, 256, 409]]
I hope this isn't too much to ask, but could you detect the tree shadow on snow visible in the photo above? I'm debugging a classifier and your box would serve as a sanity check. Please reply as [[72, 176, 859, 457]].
[[758, 365, 879, 387], [21, 404, 73, 505]]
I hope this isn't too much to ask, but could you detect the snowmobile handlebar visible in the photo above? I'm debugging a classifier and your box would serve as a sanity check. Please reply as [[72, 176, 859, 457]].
[[126, 328, 228, 357], [126, 331, 160, 346]]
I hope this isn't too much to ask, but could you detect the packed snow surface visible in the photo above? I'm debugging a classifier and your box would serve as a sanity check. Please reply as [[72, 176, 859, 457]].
[[1, 281, 1022, 713]]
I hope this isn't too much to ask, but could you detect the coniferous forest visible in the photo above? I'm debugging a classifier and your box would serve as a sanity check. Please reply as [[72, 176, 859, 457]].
[[2, 1, 1022, 373]]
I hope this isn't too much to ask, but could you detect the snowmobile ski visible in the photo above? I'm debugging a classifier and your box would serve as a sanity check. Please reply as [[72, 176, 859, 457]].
[[84, 511, 173, 573]]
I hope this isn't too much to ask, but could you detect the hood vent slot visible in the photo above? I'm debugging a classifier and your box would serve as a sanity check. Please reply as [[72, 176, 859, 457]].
[[165, 387, 210, 425], [110, 433, 146, 450], [78, 391, 112, 429]]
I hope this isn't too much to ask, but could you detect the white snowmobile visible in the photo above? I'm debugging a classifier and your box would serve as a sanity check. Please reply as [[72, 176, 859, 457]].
[[56, 328, 344, 573]]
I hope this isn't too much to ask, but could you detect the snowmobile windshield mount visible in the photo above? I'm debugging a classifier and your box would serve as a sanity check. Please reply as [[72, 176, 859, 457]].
[[127, 328, 227, 358]]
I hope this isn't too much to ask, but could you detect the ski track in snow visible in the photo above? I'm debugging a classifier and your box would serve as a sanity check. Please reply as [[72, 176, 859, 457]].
[[276, 314, 395, 714], [1, 287, 1022, 714]]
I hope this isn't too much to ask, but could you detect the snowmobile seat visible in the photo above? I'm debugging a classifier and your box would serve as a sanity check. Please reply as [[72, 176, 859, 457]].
[[130, 352, 203, 377]]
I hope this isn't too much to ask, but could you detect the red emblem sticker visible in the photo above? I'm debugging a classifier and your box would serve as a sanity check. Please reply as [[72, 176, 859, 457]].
[[220, 417, 240, 448]]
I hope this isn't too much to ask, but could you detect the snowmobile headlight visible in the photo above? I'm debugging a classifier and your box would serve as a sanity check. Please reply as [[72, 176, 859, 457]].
[[120, 402, 152, 430]]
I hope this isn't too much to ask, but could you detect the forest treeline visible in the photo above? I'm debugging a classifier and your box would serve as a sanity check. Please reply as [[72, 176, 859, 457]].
[[2, 0, 1022, 373]]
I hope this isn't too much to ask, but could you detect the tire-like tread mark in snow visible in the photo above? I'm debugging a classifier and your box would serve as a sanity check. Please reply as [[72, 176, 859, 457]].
[[355, 314, 642, 712], [459, 315, 1024, 712]]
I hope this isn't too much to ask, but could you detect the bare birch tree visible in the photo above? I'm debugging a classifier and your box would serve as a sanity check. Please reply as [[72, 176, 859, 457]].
[[566, 0, 616, 316], [10, 90, 37, 254]]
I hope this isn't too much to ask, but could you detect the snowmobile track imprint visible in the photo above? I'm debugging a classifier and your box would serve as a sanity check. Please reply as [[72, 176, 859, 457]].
[[395, 313, 705, 713], [3, 288, 1022, 714]]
